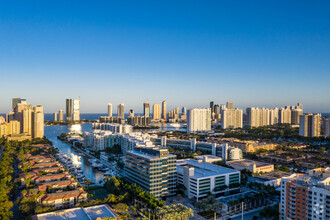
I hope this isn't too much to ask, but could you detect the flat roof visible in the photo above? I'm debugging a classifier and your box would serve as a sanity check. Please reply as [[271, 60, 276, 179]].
[[227, 159, 272, 168], [84, 205, 116, 219], [32, 205, 116, 220], [33, 207, 89, 220], [194, 155, 222, 160], [177, 159, 239, 179]]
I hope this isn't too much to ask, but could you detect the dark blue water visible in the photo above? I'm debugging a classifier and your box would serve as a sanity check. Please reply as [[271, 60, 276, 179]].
[[44, 123, 105, 184]]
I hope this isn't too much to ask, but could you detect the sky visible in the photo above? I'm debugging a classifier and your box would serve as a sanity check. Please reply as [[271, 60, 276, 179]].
[[1, 0, 329, 113]]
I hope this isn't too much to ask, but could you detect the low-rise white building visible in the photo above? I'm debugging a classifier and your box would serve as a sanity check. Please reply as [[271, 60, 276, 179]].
[[177, 159, 240, 200]]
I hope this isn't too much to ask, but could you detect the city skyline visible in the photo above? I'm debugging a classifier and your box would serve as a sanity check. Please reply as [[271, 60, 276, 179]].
[[1, 1, 330, 113]]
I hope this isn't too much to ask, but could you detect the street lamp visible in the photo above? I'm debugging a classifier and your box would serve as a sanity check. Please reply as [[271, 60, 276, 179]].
[[241, 202, 244, 220]]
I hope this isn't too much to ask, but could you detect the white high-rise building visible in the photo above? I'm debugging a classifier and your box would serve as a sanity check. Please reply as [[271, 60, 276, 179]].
[[108, 103, 112, 117], [187, 108, 211, 133], [73, 99, 80, 121], [222, 108, 243, 129]]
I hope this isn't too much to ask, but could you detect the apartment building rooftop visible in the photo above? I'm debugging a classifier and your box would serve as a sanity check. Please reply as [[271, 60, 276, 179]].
[[226, 159, 271, 168], [31, 204, 116, 220], [177, 159, 239, 178]]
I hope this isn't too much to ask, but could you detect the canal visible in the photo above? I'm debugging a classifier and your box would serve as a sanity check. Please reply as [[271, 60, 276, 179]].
[[44, 123, 105, 184]]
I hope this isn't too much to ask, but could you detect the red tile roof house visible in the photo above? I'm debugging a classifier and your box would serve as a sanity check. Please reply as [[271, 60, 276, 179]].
[[31, 161, 61, 169], [37, 188, 88, 209], [20, 172, 71, 186], [33, 179, 78, 193]]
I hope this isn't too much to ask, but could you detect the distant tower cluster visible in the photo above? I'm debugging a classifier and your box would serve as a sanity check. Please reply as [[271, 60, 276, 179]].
[[0, 98, 44, 139], [246, 103, 304, 127]]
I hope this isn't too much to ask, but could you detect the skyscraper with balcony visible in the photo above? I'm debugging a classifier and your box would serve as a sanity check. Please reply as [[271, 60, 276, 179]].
[[221, 107, 243, 129], [187, 108, 211, 133], [153, 104, 161, 120], [108, 103, 112, 117], [210, 101, 214, 114], [291, 109, 303, 125], [32, 105, 44, 138], [59, 110, 64, 121], [162, 101, 167, 120], [66, 99, 73, 121], [125, 147, 177, 198], [299, 113, 321, 137], [325, 118, 330, 137], [117, 104, 125, 119], [279, 107, 291, 124], [280, 168, 330, 220], [73, 99, 80, 121], [143, 102, 150, 117], [226, 101, 234, 110]]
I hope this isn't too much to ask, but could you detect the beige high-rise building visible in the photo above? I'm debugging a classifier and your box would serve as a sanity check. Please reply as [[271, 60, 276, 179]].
[[291, 109, 303, 125], [108, 103, 112, 117], [269, 107, 279, 125], [15, 100, 32, 133], [118, 104, 125, 119], [226, 101, 234, 110], [32, 105, 44, 138], [22, 108, 33, 135], [162, 101, 167, 120], [53, 112, 57, 121], [246, 107, 270, 127], [0, 120, 20, 137], [73, 99, 80, 121], [222, 108, 243, 129], [153, 104, 161, 120], [59, 110, 64, 121], [325, 118, 330, 137], [279, 107, 291, 124], [299, 113, 321, 137]]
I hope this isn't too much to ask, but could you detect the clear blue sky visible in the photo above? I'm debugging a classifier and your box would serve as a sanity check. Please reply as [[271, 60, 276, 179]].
[[1, 0, 329, 113]]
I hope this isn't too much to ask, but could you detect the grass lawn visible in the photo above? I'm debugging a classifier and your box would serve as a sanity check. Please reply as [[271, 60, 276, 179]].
[[87, 187, 111, 199]]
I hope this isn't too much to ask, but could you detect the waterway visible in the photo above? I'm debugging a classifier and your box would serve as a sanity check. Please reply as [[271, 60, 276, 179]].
[[44, 122, 186, 184], [44, 123, 105, 184]]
